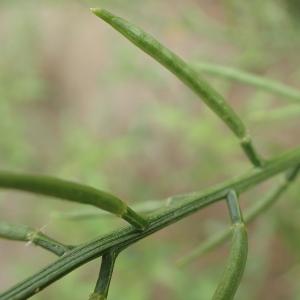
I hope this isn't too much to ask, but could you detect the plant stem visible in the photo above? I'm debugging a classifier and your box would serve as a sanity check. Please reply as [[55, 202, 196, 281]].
[[0, 221, 71, 256], [89, 250, 119, 300], [193, 62, 300, 103], [1, 146, 299, 300], [178, 165, 300, 266], [91, 8, 263, 167]]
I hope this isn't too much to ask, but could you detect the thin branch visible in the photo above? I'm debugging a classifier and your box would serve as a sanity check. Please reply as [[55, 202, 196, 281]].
[[91, 8, 263, 167], [1, 146, 300, 300], [89, 250, 119, 300], [0, 172, 148, 230], [178, 165, 300, 266], [0, 221, 71, 256], [193, 62, 300, 103]]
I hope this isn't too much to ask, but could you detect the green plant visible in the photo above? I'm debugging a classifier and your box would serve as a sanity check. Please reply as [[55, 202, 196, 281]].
[[0, 7, 299, 300]]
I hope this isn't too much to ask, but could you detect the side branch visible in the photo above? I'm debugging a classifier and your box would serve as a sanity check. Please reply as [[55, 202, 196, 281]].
[[1, 146, 300, 300], [89, 250, 120, 300], [0, 221, 71, 256]]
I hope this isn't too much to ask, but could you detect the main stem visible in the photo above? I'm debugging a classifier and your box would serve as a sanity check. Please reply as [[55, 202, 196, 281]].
[[1, 146, 300, 300]]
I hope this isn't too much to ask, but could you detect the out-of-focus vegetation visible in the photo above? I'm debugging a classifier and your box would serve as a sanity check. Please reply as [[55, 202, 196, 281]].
[[0, 1, 299, 299]]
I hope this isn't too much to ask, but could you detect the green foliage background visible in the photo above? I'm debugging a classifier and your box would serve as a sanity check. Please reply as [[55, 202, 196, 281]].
[[0, 1, 300, 299]]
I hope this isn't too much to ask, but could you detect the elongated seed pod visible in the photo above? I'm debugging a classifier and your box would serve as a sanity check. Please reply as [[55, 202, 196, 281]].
[[91, 8, 263, 167], [212, 190, 248, 300], [0, 221, 71, 256], [212, 223, 248, 300], [0, 172, 147, 230]]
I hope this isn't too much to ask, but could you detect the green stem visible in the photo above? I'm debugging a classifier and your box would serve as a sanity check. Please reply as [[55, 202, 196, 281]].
[[0, 221, 71, 256], [1, 146, 299, 300], [0, 172, 148, 230], [91, 8, 263, 167], [89, 250, 119, 300], [193, 62, 300, 103], [178, 165, 300, 266]]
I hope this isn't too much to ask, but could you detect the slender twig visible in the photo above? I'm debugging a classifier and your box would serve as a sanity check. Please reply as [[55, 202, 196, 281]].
[[91, 8, 263, 167], [0, 172, 148, 230], [89, 250, 120, 300], [1, 147, 300, 300], [193, 62, 300, 103], [0, 221, 71, 256], [178, 165, 300, 266]]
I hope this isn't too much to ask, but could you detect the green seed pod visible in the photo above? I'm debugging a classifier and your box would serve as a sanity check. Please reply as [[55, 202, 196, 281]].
[[91, 8, 263, 167], [212, 190, 248, 300], [0, 171, 147, 230], [212, 223, 248, 300]]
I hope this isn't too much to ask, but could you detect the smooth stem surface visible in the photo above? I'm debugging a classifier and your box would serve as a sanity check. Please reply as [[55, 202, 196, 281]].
[[178, 165, 300, 266], [91, 8, 263, 167], [0, 221, 71, 256], [194, 62, 300, 103], [0, 172, 147, 230], [1, 146, 300, 300]]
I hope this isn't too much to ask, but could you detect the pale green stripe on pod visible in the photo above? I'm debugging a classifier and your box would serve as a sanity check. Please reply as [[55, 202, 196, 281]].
[[212, 223, 248, 300], [0, 172, 147, 230], [91, 8, 263, 167], [0, 221, 71, 256]]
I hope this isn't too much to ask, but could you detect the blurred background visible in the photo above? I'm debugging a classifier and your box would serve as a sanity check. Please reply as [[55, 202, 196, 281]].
[[0, 0, 300, 299]]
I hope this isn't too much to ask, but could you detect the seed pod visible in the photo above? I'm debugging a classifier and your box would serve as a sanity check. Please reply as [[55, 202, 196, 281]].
[[212, 190, 248, 300], [0, 171, 147, 230], [212, 223, 248, 300], [91, 8, 263, 167]]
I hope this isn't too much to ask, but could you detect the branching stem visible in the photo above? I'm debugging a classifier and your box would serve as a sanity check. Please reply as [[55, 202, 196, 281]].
[[1, 146, 299, 300], [178, 165, 300, 266]]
